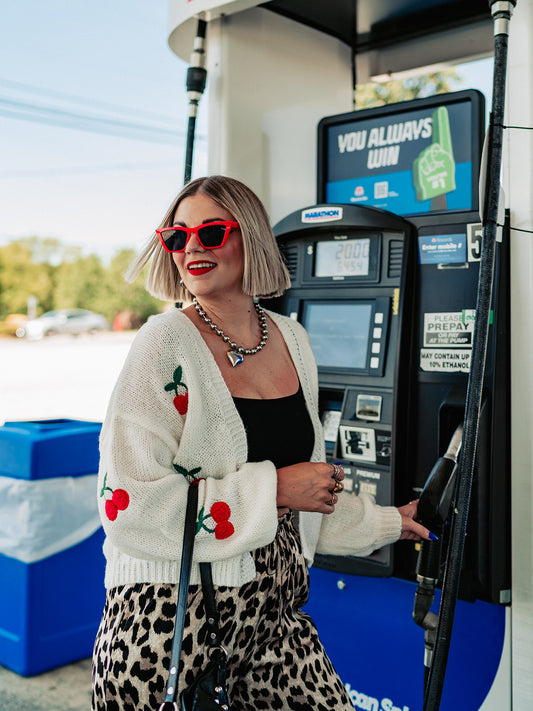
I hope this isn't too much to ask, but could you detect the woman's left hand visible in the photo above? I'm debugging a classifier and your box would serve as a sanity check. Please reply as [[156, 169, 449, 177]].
[[398, 500, 437, 542]]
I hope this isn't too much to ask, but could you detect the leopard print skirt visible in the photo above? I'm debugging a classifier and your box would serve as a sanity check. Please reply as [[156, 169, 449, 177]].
[[92, 515, 353, 711]]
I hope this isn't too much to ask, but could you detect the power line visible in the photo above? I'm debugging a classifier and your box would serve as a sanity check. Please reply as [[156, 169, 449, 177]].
[[0, 95, 181, 137], [0, 96, 207, 146], [0, 105, 179, 145], [0, 77, 183, 127], [0, 161, 178, 179]]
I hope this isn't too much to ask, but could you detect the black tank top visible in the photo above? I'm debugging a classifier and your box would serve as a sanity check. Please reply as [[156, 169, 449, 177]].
[[232, 385, 315, 468]]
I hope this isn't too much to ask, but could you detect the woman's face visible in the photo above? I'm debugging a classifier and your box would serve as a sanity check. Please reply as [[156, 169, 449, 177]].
[[172, 193, 244, 300]]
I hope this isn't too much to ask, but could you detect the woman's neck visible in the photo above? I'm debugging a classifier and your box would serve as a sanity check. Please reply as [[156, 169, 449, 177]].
[[190, 293, 262, 347]]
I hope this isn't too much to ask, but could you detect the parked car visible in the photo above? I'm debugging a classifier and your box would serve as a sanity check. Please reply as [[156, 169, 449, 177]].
[[0, 314, 28, 338], [17, 309, 108, 340]]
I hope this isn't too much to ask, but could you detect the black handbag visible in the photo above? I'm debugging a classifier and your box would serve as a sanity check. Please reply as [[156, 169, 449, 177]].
[[159, 483, 231, 711]]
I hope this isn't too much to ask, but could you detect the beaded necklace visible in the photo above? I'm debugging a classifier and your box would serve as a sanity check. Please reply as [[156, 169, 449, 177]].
[[193, 297, 268, 367]]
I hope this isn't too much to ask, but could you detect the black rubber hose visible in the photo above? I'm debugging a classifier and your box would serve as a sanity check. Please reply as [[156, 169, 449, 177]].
[[183, 19, 207, 185], [184, 114, 197, 185], [422, 5, 513, 709]]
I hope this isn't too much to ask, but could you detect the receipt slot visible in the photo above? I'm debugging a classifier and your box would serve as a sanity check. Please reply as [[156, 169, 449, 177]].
[[271, 203, 417, 576]]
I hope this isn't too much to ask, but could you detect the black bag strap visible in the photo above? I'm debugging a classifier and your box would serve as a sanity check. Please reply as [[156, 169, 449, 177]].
[[159, 483, 199, 710], [199, 562, 223, 650]]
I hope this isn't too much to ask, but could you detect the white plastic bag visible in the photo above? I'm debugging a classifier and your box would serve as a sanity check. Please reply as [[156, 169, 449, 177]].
[[0, 473, 101, 563]]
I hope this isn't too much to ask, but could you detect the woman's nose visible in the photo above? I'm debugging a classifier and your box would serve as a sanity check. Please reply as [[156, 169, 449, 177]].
[[185, 230, 204, 252]]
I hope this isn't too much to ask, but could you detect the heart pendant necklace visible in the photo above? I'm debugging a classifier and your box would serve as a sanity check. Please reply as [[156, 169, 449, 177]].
[[193, 297, 268, 367]]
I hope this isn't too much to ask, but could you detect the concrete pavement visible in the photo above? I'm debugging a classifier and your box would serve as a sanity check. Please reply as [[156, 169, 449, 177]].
[[0, 658, 92, 710]]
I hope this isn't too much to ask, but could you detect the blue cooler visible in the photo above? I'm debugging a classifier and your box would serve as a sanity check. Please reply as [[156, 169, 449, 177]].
[[0, 419, 105, 676]]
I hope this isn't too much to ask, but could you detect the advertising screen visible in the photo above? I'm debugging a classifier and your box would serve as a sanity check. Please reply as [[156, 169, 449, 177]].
[[318, 90, 484, 217]]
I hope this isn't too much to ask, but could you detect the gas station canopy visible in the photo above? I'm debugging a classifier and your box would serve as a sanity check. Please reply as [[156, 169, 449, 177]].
[[169, 0, 493, 77], [261, 0, 491, 51]]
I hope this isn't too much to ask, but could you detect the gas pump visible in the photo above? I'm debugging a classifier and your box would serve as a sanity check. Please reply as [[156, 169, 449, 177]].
[[271, 203, 510, 600], [272, 203, 416, 577], [268, 90, 511, 710]]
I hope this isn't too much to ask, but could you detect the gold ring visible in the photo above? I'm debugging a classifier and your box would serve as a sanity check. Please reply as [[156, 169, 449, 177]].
[[326, 496, 335, 506], [332, 480, 344, 494]]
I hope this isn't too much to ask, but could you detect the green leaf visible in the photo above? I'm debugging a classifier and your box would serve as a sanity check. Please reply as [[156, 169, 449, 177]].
[[195, 506, 205, 535], [189, 467, 202, 477], [164, 383, 176, 392], [172, 463, 188, 476], [173, 366, 182, 384]]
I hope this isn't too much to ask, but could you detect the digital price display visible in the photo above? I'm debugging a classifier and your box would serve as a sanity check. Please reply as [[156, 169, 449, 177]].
[[315, 238, 370, 277]]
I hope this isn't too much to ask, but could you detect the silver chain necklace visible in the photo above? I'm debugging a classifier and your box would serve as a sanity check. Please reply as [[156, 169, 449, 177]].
[[193, 297, 268, 367]]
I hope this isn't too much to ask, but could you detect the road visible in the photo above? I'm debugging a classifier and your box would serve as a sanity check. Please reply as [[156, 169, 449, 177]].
[[0, 331, 136, 709], [0, 331, 136, 425]]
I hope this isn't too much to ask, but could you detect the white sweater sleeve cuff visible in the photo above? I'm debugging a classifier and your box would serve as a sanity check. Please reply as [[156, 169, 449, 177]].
[[315, 493, 402, 558]]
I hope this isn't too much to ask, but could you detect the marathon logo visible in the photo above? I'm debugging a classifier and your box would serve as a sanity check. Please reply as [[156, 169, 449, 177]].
[[301, 207, 343, 223]]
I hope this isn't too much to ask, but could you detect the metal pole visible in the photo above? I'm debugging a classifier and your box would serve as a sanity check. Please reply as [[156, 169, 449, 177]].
[[422, 2, 516, 709]]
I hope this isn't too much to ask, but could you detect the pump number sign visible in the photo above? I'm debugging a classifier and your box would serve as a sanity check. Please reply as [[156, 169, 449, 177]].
[[318, 90, 484, 217]]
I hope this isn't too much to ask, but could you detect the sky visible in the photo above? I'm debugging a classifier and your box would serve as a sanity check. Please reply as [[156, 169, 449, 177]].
[[0, 1, 493, 264], [0, 0, 208, 262]]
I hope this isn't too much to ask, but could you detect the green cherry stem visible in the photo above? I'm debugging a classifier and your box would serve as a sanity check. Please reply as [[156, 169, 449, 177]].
[[99, 473, 114, 497]]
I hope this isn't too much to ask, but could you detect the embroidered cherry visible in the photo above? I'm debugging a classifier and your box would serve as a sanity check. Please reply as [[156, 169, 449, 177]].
[[105, 499, 119, 521], [209, 502, 234, 539], [214, 520, 235, 540], [210, 502, 231, 523], [165, 366, 189, 414], [196, 500, 234, 539], [112, 488, 129, 510], [173, 393, 188, 414], [100, 473, 130, 521]]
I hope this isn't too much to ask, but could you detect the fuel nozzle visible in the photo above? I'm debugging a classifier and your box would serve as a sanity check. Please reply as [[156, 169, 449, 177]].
[[413, 424, 463, 681], [415, 423, 462, 585], [417, 424, 463, 532]]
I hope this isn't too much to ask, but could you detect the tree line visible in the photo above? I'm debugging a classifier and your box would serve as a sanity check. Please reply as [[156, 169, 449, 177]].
[[0, 237, 164, 328]]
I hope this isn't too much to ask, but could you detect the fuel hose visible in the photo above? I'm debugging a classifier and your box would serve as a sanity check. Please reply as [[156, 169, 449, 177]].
[[184, 18, 207, 185], [422, 2, 516, 708]]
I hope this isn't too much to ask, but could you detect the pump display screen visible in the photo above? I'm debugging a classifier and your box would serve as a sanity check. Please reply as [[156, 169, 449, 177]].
[[315, 238, 370, 277], [303, 301, 373, 369]]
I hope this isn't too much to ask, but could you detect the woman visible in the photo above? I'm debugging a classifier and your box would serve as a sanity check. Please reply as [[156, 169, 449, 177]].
[[92, 175, 432, 711]]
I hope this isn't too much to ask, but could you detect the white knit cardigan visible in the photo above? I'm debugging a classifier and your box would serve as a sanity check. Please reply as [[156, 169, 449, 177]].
[[97, 307, 401, 589]]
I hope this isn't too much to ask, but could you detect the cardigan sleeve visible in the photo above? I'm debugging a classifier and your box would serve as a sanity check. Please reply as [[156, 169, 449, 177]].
[[314, 492, 402, 558], [97, 314, 280, 565]]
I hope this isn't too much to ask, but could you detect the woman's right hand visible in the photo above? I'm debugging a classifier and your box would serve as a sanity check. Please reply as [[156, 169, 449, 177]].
[[276, 462, 344, 514]]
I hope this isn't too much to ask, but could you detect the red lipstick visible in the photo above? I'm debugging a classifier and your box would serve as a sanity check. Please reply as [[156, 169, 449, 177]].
[[187, 260, 216, 276]]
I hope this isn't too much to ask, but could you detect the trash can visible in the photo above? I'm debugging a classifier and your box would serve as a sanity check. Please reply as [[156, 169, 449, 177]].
[[0, 419, 105, 676]]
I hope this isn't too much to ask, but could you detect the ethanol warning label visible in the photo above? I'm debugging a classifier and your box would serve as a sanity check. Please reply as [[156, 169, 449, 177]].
[[420, 348, 471, 372], [423, 311, 474, 347]]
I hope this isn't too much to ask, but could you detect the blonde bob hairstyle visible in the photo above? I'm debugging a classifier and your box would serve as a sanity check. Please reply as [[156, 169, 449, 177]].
[[126, 175, 291, 303]]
